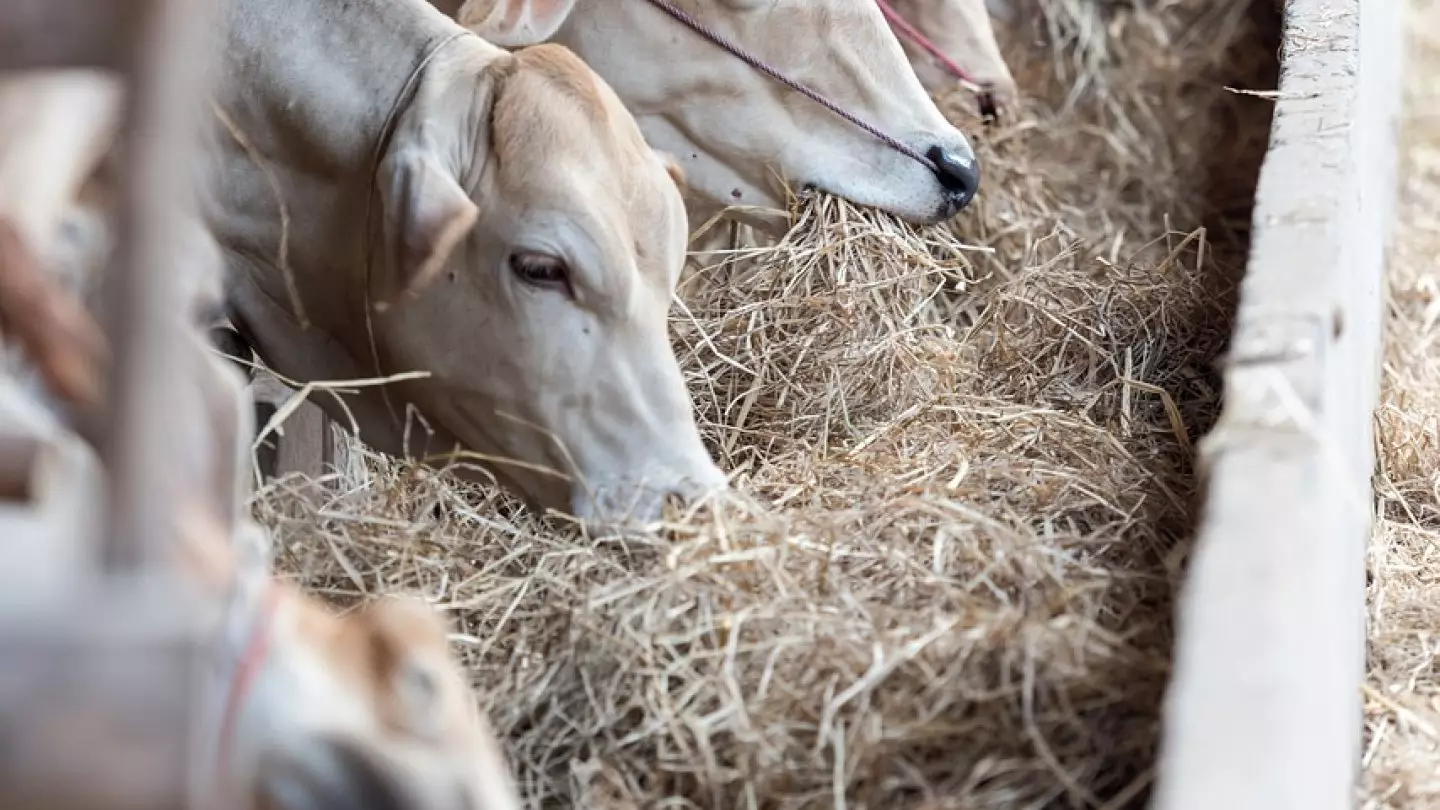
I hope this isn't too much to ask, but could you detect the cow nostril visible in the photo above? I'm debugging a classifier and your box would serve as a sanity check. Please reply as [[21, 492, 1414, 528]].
[[926, 145, 981, 204]]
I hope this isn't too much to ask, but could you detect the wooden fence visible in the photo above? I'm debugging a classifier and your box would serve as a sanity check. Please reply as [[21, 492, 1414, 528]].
[[0, 0, 228, 807]]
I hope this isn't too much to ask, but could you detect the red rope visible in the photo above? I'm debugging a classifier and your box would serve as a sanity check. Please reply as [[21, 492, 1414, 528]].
[[873, 0, 981, 90], [873, 0, 997, 120], [639, 0, 939, 173], [215, 583, 282, 778]]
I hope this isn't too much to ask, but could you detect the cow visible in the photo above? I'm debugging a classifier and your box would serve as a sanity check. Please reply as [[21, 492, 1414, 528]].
[[183, 519, 524, 810], [0, 70, 118, 412], [443, 0, 984, 227], [205, 0, 725, 524], [883, 0, 1019, 115]]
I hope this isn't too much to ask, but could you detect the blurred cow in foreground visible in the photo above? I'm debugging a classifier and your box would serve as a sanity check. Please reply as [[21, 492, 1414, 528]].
[[0, 67, 524, 810]]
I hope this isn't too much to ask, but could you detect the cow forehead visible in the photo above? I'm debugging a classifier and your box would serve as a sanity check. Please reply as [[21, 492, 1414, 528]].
[[491, 54, 683, 269], [492, 48, 653, 189]]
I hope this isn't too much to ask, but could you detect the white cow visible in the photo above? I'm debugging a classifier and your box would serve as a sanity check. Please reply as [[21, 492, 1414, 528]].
[[445, 0, 984, 226], [884, 0, 1018, 114], [206, 0, 725, 523]]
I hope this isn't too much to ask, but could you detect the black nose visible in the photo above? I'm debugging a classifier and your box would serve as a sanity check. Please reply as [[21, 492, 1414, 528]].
[[926, 145, 980, 211]]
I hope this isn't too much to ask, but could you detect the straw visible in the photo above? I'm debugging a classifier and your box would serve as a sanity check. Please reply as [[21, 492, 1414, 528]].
[[253, 0, 1294, 806]]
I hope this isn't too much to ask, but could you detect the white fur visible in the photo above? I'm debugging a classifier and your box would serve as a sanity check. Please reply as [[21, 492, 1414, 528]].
[[458, 0, 985, 225]]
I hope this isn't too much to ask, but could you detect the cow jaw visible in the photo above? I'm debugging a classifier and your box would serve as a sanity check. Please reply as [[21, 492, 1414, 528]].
[[461, 0, 982, 225]]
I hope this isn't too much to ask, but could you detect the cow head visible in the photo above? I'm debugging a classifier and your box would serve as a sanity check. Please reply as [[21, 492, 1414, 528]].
[[234, 593, 521, 810], [884, 0, 1017, 112], [363, 42, 725, 524], [174, 519, 520, 810], [451, 0, 982, 226]]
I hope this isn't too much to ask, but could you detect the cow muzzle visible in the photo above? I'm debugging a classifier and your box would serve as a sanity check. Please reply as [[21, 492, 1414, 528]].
[[569, 456, 728, 527]]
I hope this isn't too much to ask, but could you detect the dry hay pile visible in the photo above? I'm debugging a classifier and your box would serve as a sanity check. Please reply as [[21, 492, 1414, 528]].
[[1360, 1, 1440, 805], [253, 0, 1280, 807]]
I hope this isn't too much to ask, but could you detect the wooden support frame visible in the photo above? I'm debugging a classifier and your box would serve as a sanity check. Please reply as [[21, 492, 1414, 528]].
[[0, 584, 214, 810], [1152, 1, 1405, 808], [251, 371, 336, 482], [99, 0, 221, 569], [0, 0, 226, 806], [0, 0, 142, 71]]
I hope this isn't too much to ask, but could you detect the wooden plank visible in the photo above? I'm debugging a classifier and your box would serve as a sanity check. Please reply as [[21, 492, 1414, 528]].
[[0, 582, 210, 810], [0, 0, 144, 70], [1151, 2, 1405, 808], [97, 0, 220, 571], [277, 399, 333, 480], [251, 372, 334, 481]]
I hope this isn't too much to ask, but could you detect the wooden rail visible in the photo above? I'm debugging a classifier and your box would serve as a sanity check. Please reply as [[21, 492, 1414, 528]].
[[1152, 1, 1405, 807]]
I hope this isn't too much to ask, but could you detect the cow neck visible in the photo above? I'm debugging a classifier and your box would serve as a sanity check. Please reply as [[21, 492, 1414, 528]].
[[217, 0, 466, 178], [187, 524, 284, 810], [358, 30, 471, 436], [211, 0, 470, 341]]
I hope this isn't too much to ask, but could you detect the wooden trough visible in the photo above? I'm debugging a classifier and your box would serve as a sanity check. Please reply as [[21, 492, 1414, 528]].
[[1153, 1, 1404, 808]]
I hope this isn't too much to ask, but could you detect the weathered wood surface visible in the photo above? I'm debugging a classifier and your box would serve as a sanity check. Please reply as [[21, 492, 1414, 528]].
[[0, 0, 229, 807], [252, 371, 336, 482], [0, 583, 212, 810], [99, 0, 220, 571], [0, 0, 142, 70], [1152, 1, 1405, 808]]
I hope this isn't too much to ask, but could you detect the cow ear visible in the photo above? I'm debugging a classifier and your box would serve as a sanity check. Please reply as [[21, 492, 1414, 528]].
[[373, 148, 478, 313], [455, 0, 579, 47]]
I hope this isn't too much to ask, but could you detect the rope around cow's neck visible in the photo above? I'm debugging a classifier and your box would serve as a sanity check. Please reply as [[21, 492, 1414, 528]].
[[871, 0, 998, 120], [638, 0, 941, 173], [362, 30, 472, 433], [214, 581, 282, 782]]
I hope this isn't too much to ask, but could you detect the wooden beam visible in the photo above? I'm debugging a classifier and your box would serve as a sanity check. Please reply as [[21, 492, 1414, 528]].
[[1152, 2, 1405, 808], [251, 372, 335, 482], [0, 583, 210, 810], [98, 0, 220, 571], [0, 0, 143, 70], [277, 400, 333, 480]]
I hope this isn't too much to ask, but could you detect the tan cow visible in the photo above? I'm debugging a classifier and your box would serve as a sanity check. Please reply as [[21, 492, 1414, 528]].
[[206, 0, 724, 524], [185, 521, 523, 810], [884, 0, 1018, 114], [444, 0, 984, 226]]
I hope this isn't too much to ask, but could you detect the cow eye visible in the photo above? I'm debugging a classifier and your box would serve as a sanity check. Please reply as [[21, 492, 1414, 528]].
[[509, 252, 570, 293]]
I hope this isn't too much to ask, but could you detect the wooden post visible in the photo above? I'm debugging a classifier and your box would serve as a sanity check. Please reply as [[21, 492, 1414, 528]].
[[0, 586, 211, 810], [99, 0, 220, 571], [1152, 2, 1404, 808], [0, 0, 224, 808], [251, 371, 335, 482], [0, 0, 140, 71]]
